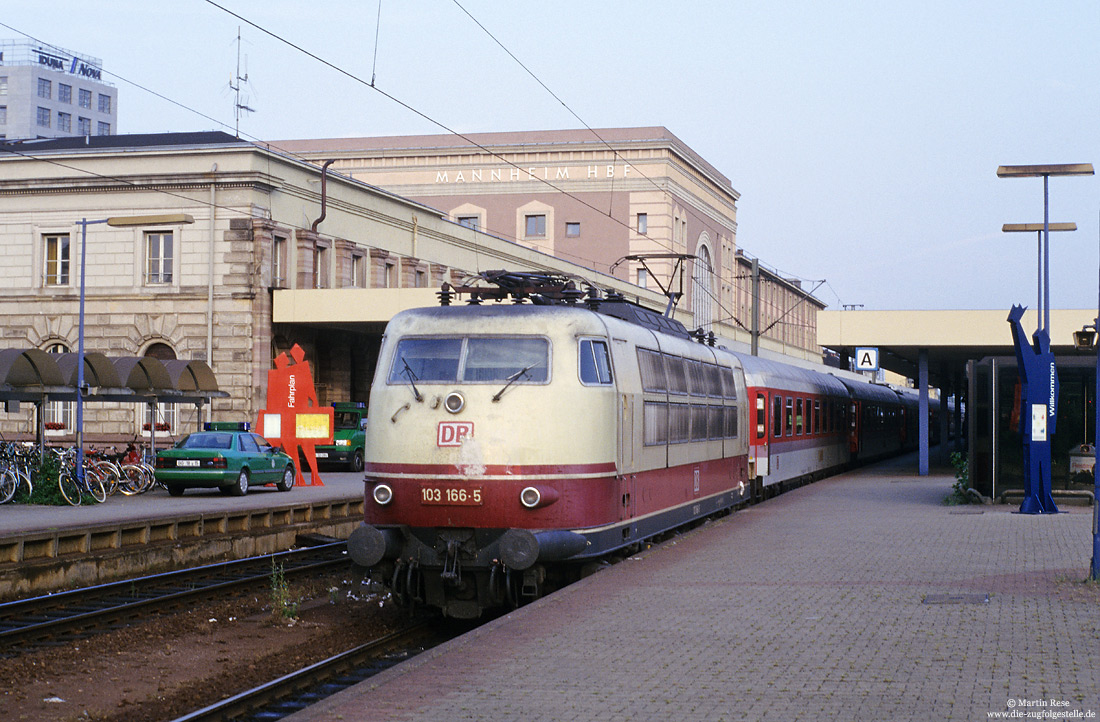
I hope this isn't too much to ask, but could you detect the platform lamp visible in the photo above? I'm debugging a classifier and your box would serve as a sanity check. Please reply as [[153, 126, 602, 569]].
[[997, 164, 1094, 334], [74, 214, 194, 487]]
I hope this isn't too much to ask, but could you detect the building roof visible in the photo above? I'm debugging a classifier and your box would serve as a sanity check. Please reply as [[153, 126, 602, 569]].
[[0, 131, 246, 152], [274, 126, 735, 194]]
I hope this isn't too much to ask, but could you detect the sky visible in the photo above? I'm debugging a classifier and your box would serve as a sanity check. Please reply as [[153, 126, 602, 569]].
[[4, 1, 1098, 312]]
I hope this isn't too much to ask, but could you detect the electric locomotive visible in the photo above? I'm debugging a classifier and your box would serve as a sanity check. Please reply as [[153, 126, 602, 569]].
[[347, 272, 750, 618]]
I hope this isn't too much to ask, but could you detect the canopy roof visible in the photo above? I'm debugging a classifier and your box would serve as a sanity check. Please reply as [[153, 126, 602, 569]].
[[0, 349, 226, 405]]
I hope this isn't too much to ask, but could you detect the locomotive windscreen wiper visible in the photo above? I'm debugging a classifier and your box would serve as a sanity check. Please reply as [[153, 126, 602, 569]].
[[492, 365, 533, 402], [401, 360, 424, 402]]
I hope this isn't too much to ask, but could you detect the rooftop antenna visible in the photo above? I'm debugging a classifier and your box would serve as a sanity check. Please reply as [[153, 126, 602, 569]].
[[229, 26, 255, 137]]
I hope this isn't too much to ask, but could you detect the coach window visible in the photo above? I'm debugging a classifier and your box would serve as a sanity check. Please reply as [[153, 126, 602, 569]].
[[785, 397, 794, 436], [579, 339, 613, 385], [814, 400, 822, 435], [755, 394, 766, 439], [795, 398, 803, 435], [772, 396, 782, 438]]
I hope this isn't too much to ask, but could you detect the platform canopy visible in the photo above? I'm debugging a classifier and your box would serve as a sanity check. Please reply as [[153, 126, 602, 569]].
[[0, 349, 226, 405]]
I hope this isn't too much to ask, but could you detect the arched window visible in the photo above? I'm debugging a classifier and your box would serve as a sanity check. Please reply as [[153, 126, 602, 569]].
[[44, 343, 74, 434], [143, 342, 177, 433], [691, 242, 714, 330]]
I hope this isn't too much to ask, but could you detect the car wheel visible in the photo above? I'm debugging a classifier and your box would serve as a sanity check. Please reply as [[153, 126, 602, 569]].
[[277, 465, 294, 492], [350, 449, 364, 473], [167, 485, 185, 497], [229, 468, 249, 497]]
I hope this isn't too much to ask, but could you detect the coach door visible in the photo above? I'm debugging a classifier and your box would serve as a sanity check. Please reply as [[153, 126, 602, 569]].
[[752, 392, 769, 478]]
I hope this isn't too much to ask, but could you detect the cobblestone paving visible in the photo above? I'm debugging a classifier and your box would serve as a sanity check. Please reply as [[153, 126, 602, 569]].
[[289, 458, 1100, 722]]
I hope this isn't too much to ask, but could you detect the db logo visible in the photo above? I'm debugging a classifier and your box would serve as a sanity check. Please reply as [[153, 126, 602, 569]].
[[437, 421, 474, 447]]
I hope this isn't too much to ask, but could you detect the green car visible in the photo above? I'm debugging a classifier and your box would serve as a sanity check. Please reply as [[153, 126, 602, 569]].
[[155, 422, 295, 497]]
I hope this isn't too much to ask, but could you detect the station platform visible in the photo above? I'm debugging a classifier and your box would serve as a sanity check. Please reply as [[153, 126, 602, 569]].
[[285, 456, 1100, 722], [0, 471, 365, 600]]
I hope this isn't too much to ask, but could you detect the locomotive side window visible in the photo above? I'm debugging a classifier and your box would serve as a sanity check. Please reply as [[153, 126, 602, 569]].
[[579, 339, 613, 385], [666, 357, 689, 395], [669, 403, 691, 443], [719, 366, 737, 400], [637, 349, 667, 392], [704, 363, 723, 397], [725, 405, 738, 438], [685, 360, 706, 396], [643, 401, 668, 446]]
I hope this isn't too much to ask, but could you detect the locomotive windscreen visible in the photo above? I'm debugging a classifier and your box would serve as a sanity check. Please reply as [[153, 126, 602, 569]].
[[387, 336, 550, 384]]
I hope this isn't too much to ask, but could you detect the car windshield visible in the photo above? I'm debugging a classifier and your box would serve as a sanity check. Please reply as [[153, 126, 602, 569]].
[[334, 411, 361, 429], [177, 432, 235, 450], [388, 336, 549, 384]]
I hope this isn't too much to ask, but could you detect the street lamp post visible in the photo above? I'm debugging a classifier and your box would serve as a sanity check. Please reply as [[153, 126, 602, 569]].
[[1001, 222, 1077, 333], [73, 214, 194, 487]]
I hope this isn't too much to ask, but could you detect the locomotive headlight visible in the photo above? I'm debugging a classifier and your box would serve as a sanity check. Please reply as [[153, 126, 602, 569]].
[[444, 391, 466, 414], [520, 486, 542, 508], [372, 483, 394, 506]]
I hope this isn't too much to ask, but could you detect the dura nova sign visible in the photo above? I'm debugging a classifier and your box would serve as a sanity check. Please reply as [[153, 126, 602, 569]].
[[435, 164, 637, 184], [38, 51, 103, 81]]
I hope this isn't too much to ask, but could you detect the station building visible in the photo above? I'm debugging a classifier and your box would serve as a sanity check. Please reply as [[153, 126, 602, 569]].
[[0, 40, 118, 141], [276, 128, 826, 358]]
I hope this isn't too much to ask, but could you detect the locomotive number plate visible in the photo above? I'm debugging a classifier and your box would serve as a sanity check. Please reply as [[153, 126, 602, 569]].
[[420, 484, 483, 506]]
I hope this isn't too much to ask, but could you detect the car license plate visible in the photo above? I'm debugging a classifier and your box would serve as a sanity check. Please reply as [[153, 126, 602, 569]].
[[177, 460, 200, 467], [420, 484, 483, 506], [315, 452, 328, 458]]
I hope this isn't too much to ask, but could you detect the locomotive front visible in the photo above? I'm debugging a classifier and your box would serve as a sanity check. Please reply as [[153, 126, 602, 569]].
[[348, 304, 620, 618]]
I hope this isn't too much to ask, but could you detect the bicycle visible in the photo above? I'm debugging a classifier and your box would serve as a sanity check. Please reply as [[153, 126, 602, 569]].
[[0, 441, 37, 503], [53, 447, 107, 506]]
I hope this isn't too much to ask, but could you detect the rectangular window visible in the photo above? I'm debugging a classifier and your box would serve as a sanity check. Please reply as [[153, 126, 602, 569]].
[[579, 339, 613, 385], [0, 77, 7, 95], [146, 231, 173, 284], [352, 253, 366, 287], [795, 398, 804, 435], [637, 213, 647, 234], [96, 121, 110, 135], [314, 245, 329, 288], [37, 78, 51, 99], [415, 269, 427, 288], [37, 107, 51, 127], [384, 262, 395, 288], [97, 94, 111, 114], [669, 403, 691, 443], [44, 234, 71, 286], [524, 214, 546, 237], [77, 117, 91, 135], [773, 395, 783, 438], [785, 397, 794, 436], [0, 106, 6, 125], [756, 394, 766, 439], [272, 236, 287, 286], [456, 215, 479, 230], [565, 222, 580, 237], [643, 401, 668, 446], [57, 112, 71, 133], [388, 336, 549, 384], [814, 400, 822, 435], [637, 268, 647, 288], [637, 348, 667, 392], [59, 83, 72, 103], [79, 88, 92, 108]]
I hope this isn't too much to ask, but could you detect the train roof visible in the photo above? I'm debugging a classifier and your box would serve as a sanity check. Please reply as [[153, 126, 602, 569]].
[[737, 354, 850, 396]]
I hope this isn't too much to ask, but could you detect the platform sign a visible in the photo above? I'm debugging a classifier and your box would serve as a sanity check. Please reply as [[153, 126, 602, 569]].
[[855, 347, 880, 372]]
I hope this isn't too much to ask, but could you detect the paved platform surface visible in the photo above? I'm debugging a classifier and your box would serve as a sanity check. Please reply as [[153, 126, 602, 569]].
[[286, 456, 1100, 722], [0, 470, 364, 538]]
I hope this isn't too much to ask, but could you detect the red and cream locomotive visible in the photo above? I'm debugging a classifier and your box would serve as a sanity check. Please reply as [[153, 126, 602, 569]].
[[347, 272, 918, 618]]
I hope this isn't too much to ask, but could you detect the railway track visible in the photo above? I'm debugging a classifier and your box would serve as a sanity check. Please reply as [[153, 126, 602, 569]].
[[171, 620, 452, 722], [0, 540, 349, 653]]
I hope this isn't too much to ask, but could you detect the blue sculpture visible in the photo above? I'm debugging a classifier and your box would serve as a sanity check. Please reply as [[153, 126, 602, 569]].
[[1007, 305, 1060, 513]]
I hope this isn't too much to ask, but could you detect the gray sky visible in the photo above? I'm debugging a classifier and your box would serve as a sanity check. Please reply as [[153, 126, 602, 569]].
[[5, 1, 1098, 311]]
